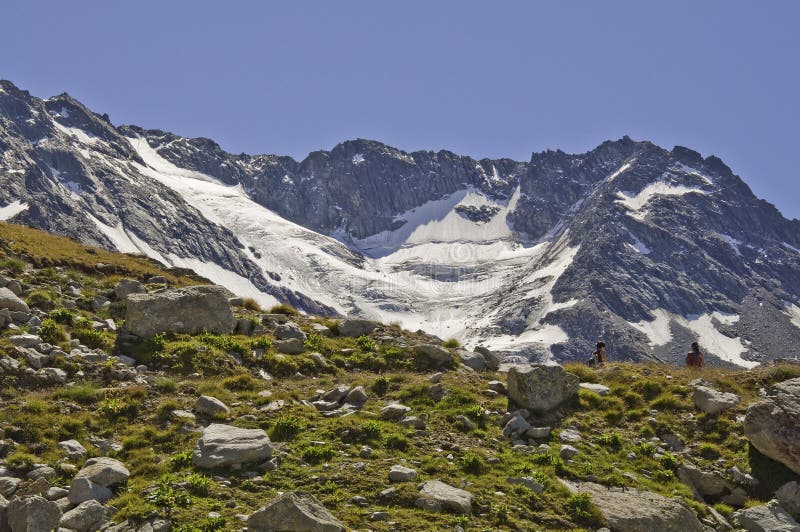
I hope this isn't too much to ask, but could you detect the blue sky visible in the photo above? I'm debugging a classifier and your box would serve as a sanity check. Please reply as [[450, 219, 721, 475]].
[[3, 1, 798, 218]]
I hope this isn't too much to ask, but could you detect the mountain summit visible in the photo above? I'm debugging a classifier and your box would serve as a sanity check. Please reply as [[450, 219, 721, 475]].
[[1, 79, 799, 366]]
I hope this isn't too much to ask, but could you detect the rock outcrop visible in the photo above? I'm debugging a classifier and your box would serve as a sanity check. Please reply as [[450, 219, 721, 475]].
[[743, 377, 800, 475], [192, 424, 273, 469], [506, 364, 579, 413], [247, 491, 345, 532]]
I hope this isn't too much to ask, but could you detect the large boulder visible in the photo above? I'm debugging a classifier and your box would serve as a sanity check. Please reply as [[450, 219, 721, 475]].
[[474, 345, 500, 371], [68, 477, 113, 504], [60, 499, 106, 531], [75, 457, 130, 488], [0, 287, 29, 313], [776, 481, 800, 516], [692, 385, 741, 415], [338, 319, 378, 337], [734, 501, 800, 532], [193, 395, 230, 417], [247, 491, 344, 532], [414, 344, 454, 369], [457, 349, 486, 372], [743, 377, 800, 475], [192, 424, 272, 469], [114, 279, 145, 300], [123, 285, 236, 338], [563, 481, 704, 532], [7, 495, 62, 532], [415, 480, 473, 515], [506, 364, 579, 413], [676, 463, 745, 505]]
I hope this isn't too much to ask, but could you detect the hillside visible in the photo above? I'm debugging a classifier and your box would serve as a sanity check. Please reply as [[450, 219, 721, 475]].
[[1, 222, 800, 531], [2, 79, 800, 365]]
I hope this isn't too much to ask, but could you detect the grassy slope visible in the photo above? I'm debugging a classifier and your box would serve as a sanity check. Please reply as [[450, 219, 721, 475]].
[[1, 222, 800, 531]]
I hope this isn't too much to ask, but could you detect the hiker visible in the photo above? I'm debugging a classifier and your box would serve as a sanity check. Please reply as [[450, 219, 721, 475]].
[[591, 341, 607, 368], [686, 341, 705, 369]]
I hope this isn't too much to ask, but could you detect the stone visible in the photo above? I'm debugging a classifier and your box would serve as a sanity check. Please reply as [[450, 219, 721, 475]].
[[507, 476, 545, 494], [247, 491, 345, 532], [338, 319, 378, 337], [743, 377, 800, 475], [502, 412, 530, 437], [563, 481, 704, 531], [58, 439, 88, 460], [488, 380, 506, 394], [274, 338, 305, 355], [170, 410, 197, 424], [75, 457, 130, 487], [9, 334, 42, 349], [343, 386, 368, 405], [414, 344, 454, 369], [0, 477, 21, 498], [40, 367, 67, 383], [474, 345, 500, 371], [60, 499, 106, 531], [44, 487, 67, 501], [676, 463, 738, 504], [415, 480, 473, 515], [123, 285, 236, 338], [559, 429, 582, 443], [527, 426, 551, 439], [193, 395, 231, 417], [114, 279, 145, 300], [192, 424, 273, 469], [734, 501, 800, 532], [389, 465, 418, 482], [381, 403, 412, 421], [0, 287, 29, 313], [692, 386, 741, 415], [275, 322, 307, 341], [776, 481, 800, 517], [560, 445, 579, 459], [457, 349, 486, 372], [68, 477, 113, 504], [506, 364, 580, 413], [579, 382, 610, 395], [309, 323, 332, 337], [7, 495, 62, 532]]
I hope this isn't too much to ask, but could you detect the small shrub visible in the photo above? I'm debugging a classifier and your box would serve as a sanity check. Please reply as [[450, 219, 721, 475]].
[[597, 432, 622, 447], [384, 433, 409, 451], [698, 442, 722, 460], [221, 373, 257, 391], [442, 338, 460, 348], [371, 376, 389, 396], [660, 452, 678, 469], [268, 304, 297, 316], [355, 335, 376, 352], [650, 394, 686, 411], [272, 416, 303, 441], [49, 308, 75, 325], [154, 377, 177, 393], [241, 297, 262, 311], [302, 445, 335, 464], [170, 450, 194, 470], [185, 472, 214, 495], [566, 492, 596, 520], [362, 420, 383, 440], [459, 450, 485, 474], [0, 256, 25, 274], [99, 398, 138, 420], [53, 385, 101, 405], [26, 289, 55, 310], [636, 442, 656, 456], [39, 318, 67, 344], [633, 378, 664, 400], [250, 336, 272, 350], [713, 503, 734, 521], [6, 452, 36, 473], [73, 329, 108, 350]]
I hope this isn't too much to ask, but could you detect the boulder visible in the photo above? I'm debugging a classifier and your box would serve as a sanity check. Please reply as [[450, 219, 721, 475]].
[[60, 499, 106, 532], [75, 457, 130, 487], [274, 338, 305, 355], [193, 395, 231, 417], [676, 463, 743, 505], [338, 319, 378, 337], [692, 386, 741, 415], [380, 403, 412, 421], [743, 377, 800, 475], [247, 491, 345, 532], [0, 287, 29, 313], [415, 480, 473, 515], [68, 478, 113, 504], [192, 424, 272, 469], [114, 279, 145, 300], [275, 322, 307, 341], [734, 501, 800, 532], [457, 349, 486, 372], [474, 345, 500, 371], [414, 344, 454, 369], [123, 285, 236, 338], [580, 382, 610, 395], [0, 477, 20, 498], [9, 335, 42, 349], [389, 465, 418, 482], [563, 481, 704, 531], [506, 364, 579, 413], [57, 439, 88, 460], [7, 495, 62, 532], [776, 481, 800, 517]]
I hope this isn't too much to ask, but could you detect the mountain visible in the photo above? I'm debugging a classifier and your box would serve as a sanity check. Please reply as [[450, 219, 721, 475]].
[[2, 79, 800, 366]]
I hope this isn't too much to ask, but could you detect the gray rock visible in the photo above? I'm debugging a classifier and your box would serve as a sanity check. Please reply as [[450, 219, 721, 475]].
[[415, 480, 473, 515], [527, 426, 551, 439], [338, 319, 378, 337], [488, 380, 506, 394], [506, 364, 579, 413], [563, 481, 704, 531], [474, 345, 500, 371], [170, 409, 197, 425], [380, 403, 411, 421], [676, 463, 739, 504], [273, 338, 305, 355], [579, 382, 610, 395], [414, 344, 454, 369], [7, 495, 62, 532], [560, 445, 579, 459], [75, 457, 130, 487], [192, 424, 272, 469], [247, 491, 344, 532], [744, 377, 800, 475], [0, 477, 21, 498], [507, 476, 545, 494], [193, 395, 230, 417], [275, 322, 307, 341], [343, 386, 368, 405], [44, 487, 67, 501], [457, 349, 486, 372], [114, 279, 144, 300], [559, 429, 582, 443], [0, 287, 29, 313], [734, 501, 800, 532], [40, 367, 67, 383], [309, 323, 332, 337], [692, 386, 741, 415], [123, 285, 236, 338], [60, 499, 106, 531], [776, 481, 800, 517], [57, 440, 88, 460], [502, 413, 531, 437], [389, 465, 418, 482], [9, 335, 42, 349]]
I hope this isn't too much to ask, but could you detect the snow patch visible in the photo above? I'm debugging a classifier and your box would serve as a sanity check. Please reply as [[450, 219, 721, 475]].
[[53, 122, 103, 146], [616, 182, 706, 212], [629, 309, 673, 346], [352, 153, 365, 165], [0, 200, 28, 221], [626, 232, 652, 254], [606, 162, 631, 181], [716, 233, 743, 256], [784, 302, 800, 329], [87, 214, 141, 254]]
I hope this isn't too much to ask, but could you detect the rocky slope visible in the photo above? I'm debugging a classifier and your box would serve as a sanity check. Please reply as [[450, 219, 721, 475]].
[[2, 79, 800, 366], [1, 223, 800, 531]]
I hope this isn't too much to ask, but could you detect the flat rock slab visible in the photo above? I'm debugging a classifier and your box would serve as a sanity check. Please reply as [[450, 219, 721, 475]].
[[248, 491, 345, 532], [192, 423, 272, 469], [75, 457, 130, 488], [734, 501, 800, 532], [415, 480, 473, 515]]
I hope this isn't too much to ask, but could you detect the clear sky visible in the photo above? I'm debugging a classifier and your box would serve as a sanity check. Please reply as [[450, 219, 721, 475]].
[[3, 1, 798, 219]]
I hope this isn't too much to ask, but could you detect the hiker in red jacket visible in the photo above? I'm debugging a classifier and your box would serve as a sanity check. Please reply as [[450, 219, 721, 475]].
[[686, 342, 705, 369]]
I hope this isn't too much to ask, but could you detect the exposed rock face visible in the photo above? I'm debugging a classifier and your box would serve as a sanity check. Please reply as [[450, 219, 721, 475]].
[[338, 319, 378, 337], [415, 480, 474, 515], [776, 481, 800, 517], [7, 495, 62, 532], [564, 481, 704, 532], [676, 463, 745, 506], [123, 285, 236, 338], [692, 385, 741, 415], [75, 457, 130, 487], [247, 491, 345, 532], [59, 499, 106, 531], [506, 364, 579, 413], [743, 377, 800, 475], [734, 501, 800, 532], [0, 288, 28, 313], [192, 424, 273, 469]]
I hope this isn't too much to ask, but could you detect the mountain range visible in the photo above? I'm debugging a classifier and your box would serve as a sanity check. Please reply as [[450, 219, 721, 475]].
[[2, 79, 799, 366]]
